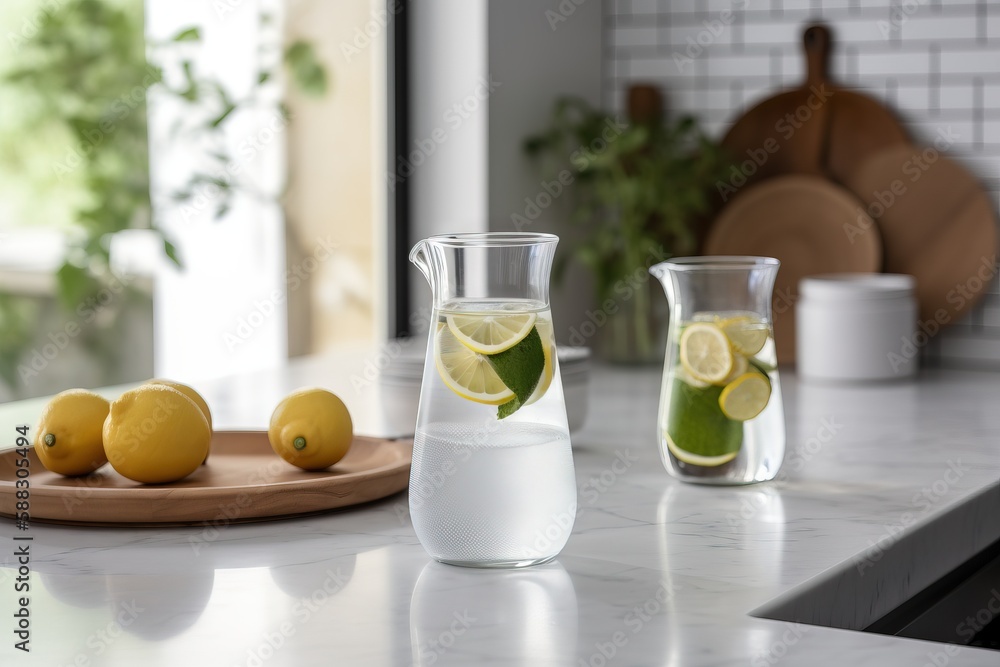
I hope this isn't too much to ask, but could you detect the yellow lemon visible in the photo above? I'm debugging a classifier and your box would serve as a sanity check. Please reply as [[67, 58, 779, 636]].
[[34, 389, 110, 476], [148, 379, 213, 464], [147, 379, 212, 430], [268, 388, 353, 471], [103, 385, 210, 484]]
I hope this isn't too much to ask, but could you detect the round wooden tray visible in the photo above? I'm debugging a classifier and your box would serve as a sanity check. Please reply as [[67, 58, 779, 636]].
[[704, 175, 882, 364], [0, 431, 411, 526]]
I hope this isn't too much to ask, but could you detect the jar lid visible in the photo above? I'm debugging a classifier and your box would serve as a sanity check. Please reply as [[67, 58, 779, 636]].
[[799, 274, 915, 301]]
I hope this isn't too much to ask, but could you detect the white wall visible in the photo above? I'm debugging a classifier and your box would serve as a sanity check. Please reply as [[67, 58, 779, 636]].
[[488, 0, 604, 341], [407, 0, 489, 330]]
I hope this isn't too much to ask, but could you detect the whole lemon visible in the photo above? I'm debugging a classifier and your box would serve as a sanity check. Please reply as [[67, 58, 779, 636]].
[[35, 389, 110, 476], [147, 379, 213, 464], [103, 385, 210, 484], [147, 379, 212, 430], [268, 388, 353, 471]]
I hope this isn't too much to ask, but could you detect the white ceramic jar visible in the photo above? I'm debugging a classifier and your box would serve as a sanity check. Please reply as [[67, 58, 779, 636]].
[[796, 274, 918, 381]]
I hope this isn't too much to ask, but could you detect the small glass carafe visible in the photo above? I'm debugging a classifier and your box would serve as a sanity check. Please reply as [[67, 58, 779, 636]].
[[650, 256, 785, 485]]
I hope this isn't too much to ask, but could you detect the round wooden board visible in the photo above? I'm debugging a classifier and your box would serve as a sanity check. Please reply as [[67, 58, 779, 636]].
[[704, 175, 882, 364], [720, 24, 908, 199], [840, 145, 999, 324], [0, 432, 411, 525]]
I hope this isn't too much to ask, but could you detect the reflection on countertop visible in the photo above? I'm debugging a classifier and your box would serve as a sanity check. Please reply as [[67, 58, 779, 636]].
[[1, 366, 999, 665]]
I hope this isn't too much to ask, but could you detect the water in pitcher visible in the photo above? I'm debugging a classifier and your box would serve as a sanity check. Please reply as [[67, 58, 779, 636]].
[[410, 299, 576, 567]]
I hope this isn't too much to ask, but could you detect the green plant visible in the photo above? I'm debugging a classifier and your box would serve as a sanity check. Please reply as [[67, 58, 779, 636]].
[[524, 97, 729, 360]]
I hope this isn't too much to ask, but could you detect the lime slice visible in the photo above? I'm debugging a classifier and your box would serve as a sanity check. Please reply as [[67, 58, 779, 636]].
[[666, 432, 740, 467], [434, 325, 514, 405], [719, 371, 772, 421], [665, 379, 743, 466], [447, 312, 537, 354], [523, 318, 554, 406], [679, 322, 733, 384], [489, 327, 545, 419], [719, 315, 769, 356]]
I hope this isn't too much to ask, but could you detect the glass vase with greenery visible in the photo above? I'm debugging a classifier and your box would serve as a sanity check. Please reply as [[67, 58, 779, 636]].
[[524, 96, 729, 363]]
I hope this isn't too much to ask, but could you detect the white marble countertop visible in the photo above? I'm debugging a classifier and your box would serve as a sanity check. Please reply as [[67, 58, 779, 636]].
[[2, 361, 1000, 666]]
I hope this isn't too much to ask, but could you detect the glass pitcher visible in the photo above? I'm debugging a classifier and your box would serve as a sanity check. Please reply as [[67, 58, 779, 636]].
[[649, 257, 784, 485], [409, 232, 576, 568]]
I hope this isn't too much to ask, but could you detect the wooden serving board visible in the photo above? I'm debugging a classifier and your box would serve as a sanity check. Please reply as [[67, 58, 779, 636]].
[[704, 175, 882, 364], [0, 432, 411, 526]]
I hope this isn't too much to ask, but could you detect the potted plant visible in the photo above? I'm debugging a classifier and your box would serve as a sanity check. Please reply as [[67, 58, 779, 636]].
[[524, 87, 728, 363]]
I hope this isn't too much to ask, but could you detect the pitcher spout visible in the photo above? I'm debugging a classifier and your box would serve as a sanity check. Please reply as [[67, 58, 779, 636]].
[[410, 240, 431, 284]]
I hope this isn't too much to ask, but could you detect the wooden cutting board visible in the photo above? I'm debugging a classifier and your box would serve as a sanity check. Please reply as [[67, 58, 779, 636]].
[[720, 24, 908, 199], [704, 175, 882, 364], [840, 145, 999, 324]]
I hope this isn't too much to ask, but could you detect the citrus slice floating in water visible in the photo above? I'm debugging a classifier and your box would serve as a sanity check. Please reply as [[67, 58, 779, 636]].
[[446, 312, 537, 354], [718, 314, 769, 356], [665, 379, 743, 467], [435, 324, 515, 405], [719, 371, 772, 421], [679, 322, 734, 384]]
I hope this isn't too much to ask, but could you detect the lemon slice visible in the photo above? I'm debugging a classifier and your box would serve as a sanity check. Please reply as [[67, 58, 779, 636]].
[[435, 324, 515, 405], [719, 372, 772, 421], [523, 318, 554, 406], [665, 432, 740, 467], [679, 322, 733, 384], [446, 312, 537, 354], [717, 353, 748, 386], [719, 315, 769, 356]]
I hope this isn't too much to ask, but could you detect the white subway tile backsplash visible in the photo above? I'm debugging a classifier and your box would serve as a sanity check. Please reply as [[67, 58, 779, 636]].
[[856, 50, 935, 76], [940, 48, 1000, 74], [630, 0, 661, 15], [605, 0, 1000, 368], [613, 26, 660, 47], [902, 14, 977, 41]]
